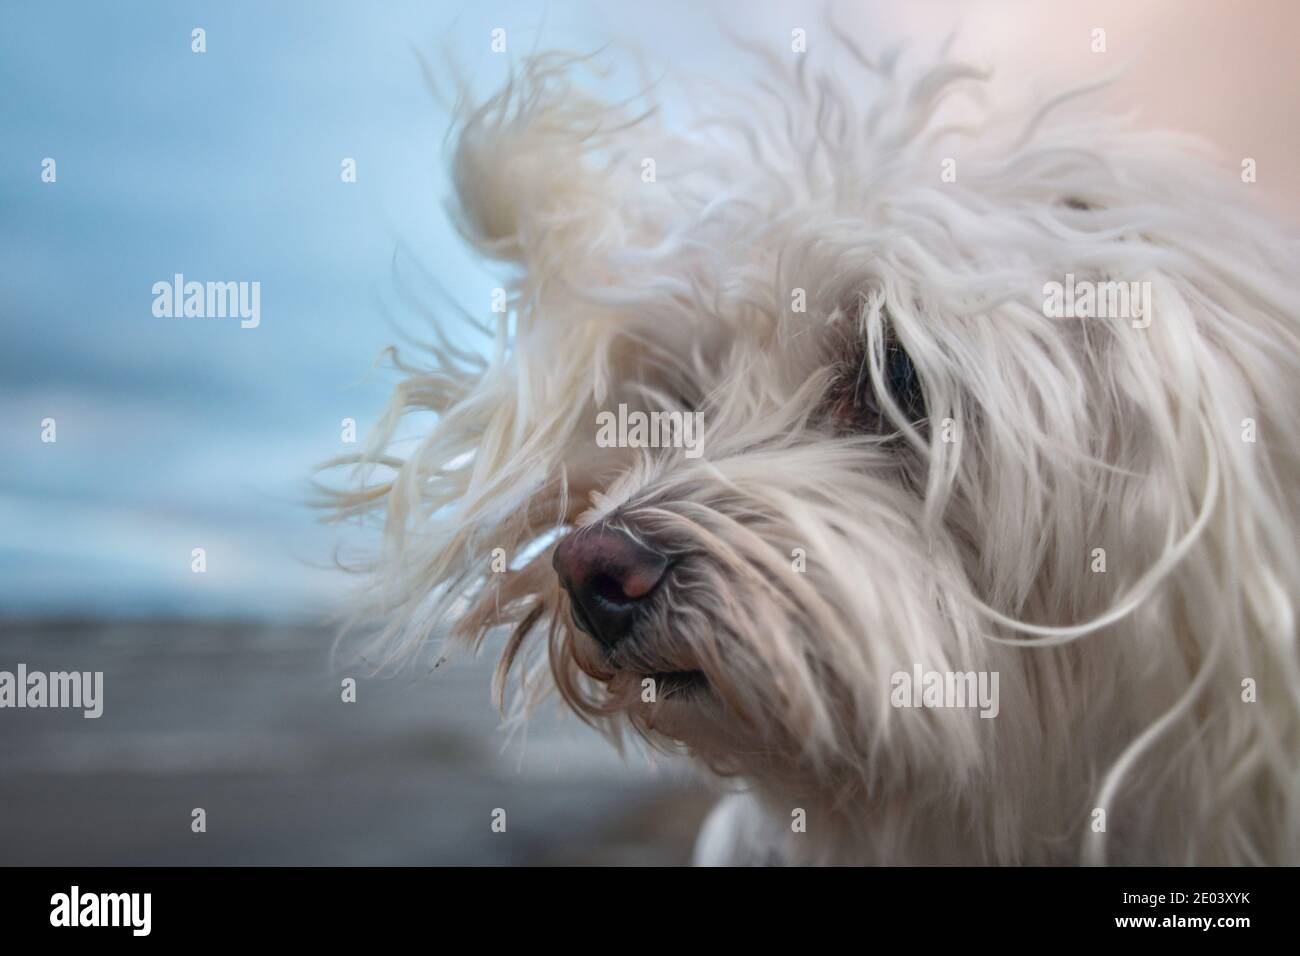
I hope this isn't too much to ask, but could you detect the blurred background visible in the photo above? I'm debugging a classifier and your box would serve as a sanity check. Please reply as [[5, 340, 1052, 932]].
[[1, 1, 1295, 865]]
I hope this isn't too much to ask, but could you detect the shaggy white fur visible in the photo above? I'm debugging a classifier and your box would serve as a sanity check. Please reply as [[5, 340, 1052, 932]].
[[323, 39, 1300, 865]]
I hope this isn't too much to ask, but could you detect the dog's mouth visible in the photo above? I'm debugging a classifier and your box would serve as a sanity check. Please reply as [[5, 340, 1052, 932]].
[[594, 664, 712, 709]]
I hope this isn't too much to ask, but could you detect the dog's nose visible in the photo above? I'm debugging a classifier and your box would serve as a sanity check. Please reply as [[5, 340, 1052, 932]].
[[552, 526, 668, 648]]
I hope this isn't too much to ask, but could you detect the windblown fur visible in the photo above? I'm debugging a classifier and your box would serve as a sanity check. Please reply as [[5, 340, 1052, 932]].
[[323, 40, 1300, 865]]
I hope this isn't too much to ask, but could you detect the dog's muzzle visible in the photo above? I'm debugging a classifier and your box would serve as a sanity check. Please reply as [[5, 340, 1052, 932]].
[[552, 526, 667, 649]]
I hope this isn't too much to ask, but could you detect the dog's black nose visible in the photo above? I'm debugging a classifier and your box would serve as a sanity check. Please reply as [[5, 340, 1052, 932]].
[[552, 526, 668, 648]]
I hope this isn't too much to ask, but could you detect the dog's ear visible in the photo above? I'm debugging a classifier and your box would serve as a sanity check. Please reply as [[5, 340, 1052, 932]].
[[449, 68, 625, 268]]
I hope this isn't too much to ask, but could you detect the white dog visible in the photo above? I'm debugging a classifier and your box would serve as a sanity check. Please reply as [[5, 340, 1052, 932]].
[[326, 41, 1300, 865]]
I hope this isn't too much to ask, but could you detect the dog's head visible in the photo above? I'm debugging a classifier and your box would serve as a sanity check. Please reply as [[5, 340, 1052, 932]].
[[329, 48, 1300, 862]]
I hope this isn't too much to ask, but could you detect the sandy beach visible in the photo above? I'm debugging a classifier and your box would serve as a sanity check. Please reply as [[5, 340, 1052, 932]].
[[0, 619, 712, 865]]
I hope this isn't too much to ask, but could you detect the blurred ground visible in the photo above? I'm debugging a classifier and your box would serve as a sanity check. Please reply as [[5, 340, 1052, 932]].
[[0, 619, 713, 865]]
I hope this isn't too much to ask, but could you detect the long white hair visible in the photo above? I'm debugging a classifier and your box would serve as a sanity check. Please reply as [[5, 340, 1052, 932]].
[[322, 38, 1300, 864]]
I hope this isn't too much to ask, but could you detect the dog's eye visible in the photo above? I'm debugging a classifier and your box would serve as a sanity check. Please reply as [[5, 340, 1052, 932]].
[[881, 341, 924, 420], [823, 336, 925, 434]]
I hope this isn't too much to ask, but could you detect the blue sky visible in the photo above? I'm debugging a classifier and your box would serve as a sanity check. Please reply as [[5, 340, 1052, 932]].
[[0, 2, 514, 618]]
